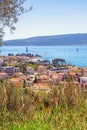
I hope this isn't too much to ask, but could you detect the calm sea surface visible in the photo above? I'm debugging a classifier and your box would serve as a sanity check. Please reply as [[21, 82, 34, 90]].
[[0, 46, 87, 67]]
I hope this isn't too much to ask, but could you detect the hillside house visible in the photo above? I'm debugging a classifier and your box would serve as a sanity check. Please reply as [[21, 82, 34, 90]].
[[81, 68, 87, 77], [26, 66, 35, 75], [32, 83, 50, 92], [50, 67, 70, 73], [38, 65, 47, 74], [38, 75, 50, 83], [78, 76, 87, 90], [0, 58, 4, 71], [25, 80, 33, 87], [0, 72, 8, 79], [1, 66, 20, 75]]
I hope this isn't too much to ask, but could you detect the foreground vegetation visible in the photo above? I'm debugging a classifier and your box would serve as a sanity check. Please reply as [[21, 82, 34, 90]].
[[0, 80, 87, 130], [1, 107, 87, 130]]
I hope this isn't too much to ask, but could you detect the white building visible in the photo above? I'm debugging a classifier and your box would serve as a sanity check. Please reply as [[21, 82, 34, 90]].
[[78, 76, 87, 90], [79, 76, 87, 84]]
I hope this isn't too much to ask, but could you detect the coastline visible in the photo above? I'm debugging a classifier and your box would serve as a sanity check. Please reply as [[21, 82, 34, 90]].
[[0, 45, 87, 67]]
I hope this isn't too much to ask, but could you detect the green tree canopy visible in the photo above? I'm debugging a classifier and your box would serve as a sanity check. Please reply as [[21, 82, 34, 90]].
[[52, 58, 66, 67], [0, 0, 32, 45]]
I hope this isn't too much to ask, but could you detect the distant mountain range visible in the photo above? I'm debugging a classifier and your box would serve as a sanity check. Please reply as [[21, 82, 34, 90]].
[[5, 33, 87, 46]]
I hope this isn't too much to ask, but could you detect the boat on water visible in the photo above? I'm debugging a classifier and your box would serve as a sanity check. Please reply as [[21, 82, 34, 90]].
[[76, 48, 79, 51], [26, 46, 28, 53]]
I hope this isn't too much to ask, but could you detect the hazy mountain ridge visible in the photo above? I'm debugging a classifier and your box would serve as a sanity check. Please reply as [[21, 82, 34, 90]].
[[5, 33, 87, 46]]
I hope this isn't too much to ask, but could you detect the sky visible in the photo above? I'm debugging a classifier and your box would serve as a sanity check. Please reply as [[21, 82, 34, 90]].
[[4, 0, 87, 40]]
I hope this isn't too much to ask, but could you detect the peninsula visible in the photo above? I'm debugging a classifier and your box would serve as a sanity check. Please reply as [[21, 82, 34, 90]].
[[5, 33, 87, 46]]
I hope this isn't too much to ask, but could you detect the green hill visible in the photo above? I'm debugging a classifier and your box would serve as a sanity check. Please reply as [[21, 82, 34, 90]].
[[5, 33, 87, 46]]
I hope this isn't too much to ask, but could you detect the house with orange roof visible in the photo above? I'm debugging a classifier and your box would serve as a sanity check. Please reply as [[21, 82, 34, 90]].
[[26, 66, 35, 75], [38, 75, 50, 83], [38, 65, 47, 74], [10, 78, 23, 88], [32, 83, 50, 92], [0, 72, 8, 79], [51, 75, 62, 85], [0, 58, 3, 66]]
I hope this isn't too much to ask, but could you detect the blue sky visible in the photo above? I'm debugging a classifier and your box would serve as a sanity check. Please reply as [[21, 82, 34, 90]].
[[4, 0, 87, 40]]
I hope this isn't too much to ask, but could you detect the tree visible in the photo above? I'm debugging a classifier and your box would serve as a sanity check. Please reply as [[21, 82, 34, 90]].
[[52, 58, 66, 67], [42, 60, 50, 66], [0, 0, 32, 45]]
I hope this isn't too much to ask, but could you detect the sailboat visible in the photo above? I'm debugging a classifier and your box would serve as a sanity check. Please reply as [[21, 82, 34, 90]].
[[76, 48, 79, 51], [26, 46, 28, 53]]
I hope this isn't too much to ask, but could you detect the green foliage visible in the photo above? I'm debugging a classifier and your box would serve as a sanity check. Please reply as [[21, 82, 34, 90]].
[[52, 58, 66, 67], [41, 60, 50, 66], [0, 0, 32, 45], [28, 64, 38, 71], [0, 80, 87, 129], [1, 106, 87, 130], [15, 62, 38, 73]]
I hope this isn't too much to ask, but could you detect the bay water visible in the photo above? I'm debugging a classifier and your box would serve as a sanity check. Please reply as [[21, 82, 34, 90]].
[[0, 46, 87, 67]]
